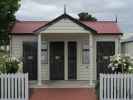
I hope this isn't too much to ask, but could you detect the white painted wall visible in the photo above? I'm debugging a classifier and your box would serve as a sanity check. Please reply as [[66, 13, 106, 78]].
[[10, 34, 121, 88], [94, 35, 121, 55], [121, 42, 133, 57], [92, 35, 121, 84], [10, 35, 37, 58], [40, 18, 90, 33], [41, 34, 121, 87], [41, 33, 91, 81]]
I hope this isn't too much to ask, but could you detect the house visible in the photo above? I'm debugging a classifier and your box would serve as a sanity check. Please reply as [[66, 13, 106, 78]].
[[121, 35, 133, 57], [9, 13, 122, 100]]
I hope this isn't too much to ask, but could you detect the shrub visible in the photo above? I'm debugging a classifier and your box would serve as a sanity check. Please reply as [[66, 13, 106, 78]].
[[0, 56, 22, 74], [108, 54, 133, 73]]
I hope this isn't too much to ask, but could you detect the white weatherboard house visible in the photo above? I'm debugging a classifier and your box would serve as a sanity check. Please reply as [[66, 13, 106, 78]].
[[10, 13, 122, 88]]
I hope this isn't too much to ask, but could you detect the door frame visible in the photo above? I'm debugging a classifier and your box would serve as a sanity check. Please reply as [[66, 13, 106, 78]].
[[47, 39, 79, 80]]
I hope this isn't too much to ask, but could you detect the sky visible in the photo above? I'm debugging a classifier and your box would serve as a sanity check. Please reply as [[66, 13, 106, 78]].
[[16, 0, 133, 38]]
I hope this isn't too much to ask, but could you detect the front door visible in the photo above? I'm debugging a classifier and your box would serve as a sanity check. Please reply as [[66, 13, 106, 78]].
[[68, 42, 77, 80], [97, 42, 115, 78], [23, 42, 37, 80], [50, 42, 64, 80]]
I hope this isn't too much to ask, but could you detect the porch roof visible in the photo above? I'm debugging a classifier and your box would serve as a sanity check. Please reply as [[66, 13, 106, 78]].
[[10, 14, 122, 35]]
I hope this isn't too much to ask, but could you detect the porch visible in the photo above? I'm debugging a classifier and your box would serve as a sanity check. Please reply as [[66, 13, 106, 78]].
[[22, 32, 120, 88], [29, 80, 96, 88], [36, 33, 95, 87]]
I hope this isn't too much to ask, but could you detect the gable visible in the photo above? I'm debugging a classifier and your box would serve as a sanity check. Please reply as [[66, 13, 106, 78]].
[[39, 18, 91, 33], [34, 14, 97, 34]]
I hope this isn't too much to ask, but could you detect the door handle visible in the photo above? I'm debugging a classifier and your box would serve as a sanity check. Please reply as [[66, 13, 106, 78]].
[[55, 56, 61, 60], [27, 56, 33, 60], [103, 56, 109, 60]]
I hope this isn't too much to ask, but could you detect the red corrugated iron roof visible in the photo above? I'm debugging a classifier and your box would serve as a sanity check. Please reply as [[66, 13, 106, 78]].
[[82, 21, 121, 34], [11, 20, 121, 35], [11, 21, 48, 33]]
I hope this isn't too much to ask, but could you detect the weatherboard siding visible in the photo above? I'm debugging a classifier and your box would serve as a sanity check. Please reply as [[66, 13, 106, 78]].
[[40, 18, 91, 33], [10, 34, 93, 82], [95, 35, 120, 55], [92, 35, 121, 82], [40, 17, 93, 81], [122, 42, 133, 57], [10, 35, 47, 80], [41, 64, 49, 80], [41, 35, 91, 81], [10, 34, 120, 88], [11, 35, 37, 58]]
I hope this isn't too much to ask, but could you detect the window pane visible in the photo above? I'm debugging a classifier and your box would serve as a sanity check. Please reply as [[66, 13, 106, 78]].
[[82, 40, 90, 64]]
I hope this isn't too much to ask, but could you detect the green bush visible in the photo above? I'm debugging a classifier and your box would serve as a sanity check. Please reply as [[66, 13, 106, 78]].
[[0, 56, 22, 74], [108, 54, 133, 73]]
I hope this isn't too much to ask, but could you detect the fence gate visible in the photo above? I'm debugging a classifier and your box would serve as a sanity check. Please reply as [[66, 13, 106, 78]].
[[100, 74, 133, 100], [0, 73, 28, 100]]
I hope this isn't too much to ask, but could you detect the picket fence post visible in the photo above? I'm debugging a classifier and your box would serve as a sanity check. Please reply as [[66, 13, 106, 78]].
[[100, 73, 133, 100], [0, 73, 28, 100]]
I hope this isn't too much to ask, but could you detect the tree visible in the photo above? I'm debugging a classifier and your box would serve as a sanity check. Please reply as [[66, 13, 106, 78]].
[[78, 12, 97, 21], [0, 0, 20, 46]]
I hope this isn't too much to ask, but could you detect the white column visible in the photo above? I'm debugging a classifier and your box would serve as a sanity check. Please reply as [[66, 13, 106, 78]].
[[115, 38, 120, 55], [38, 34, 42, 85], [89, 34, 94, 86], [65, 41, 68, 80], [118, 36, 121, 54]]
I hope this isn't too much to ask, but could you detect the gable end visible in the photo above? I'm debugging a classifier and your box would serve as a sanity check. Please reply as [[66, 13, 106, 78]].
[[34, 14, 97, 34]]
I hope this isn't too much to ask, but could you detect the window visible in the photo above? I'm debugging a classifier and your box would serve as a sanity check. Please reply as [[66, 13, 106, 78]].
[[82, 40, 90, 64], [41, 41, 48, 64]]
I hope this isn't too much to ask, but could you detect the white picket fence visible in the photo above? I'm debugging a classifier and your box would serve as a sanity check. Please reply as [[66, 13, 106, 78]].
[[0, 73, 28, 100], [100, 74, 133, 100]]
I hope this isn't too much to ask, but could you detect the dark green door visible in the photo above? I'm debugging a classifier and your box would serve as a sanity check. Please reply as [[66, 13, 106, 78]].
[[23, 42, 37, 80], [68, 42, 77, 80], [97, 42, 115, 78], [50, 42, 64, 80]]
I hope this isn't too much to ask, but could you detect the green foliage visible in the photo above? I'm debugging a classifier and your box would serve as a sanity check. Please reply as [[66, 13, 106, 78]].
[[78, 12, 97, 21], [108, 54, 133, 73], [0, 0, 20, 46], [5, 60, 19, 73], [0, 56, 21, 73]]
